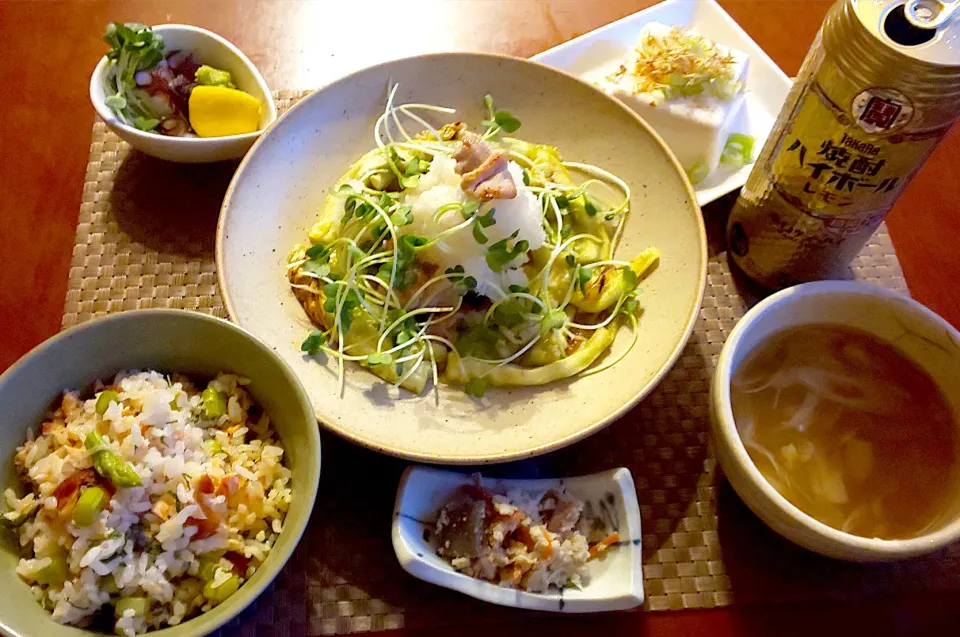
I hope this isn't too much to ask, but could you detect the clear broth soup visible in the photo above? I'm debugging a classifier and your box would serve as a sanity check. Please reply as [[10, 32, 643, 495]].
[[731, 324, 959, 540]]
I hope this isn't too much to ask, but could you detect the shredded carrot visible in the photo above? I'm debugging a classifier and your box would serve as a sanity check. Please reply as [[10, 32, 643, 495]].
[[588, 532, 620, 559]]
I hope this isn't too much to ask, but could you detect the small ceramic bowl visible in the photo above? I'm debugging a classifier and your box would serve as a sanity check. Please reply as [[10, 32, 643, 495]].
[[392, 466, 644, 612], [89, 24, 278, 163], [0, 310, 321, 637], [710, 281, 960, 561]]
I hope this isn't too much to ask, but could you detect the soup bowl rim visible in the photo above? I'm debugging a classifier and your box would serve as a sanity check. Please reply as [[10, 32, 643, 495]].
[[711, 280, 960, 561]]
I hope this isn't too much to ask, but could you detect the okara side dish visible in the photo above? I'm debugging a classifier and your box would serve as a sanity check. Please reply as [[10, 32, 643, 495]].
[[434, 481, 619, 592]]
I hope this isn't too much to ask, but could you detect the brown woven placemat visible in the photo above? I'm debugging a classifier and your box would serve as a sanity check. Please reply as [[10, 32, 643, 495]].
[[61, 91, 960, 634]]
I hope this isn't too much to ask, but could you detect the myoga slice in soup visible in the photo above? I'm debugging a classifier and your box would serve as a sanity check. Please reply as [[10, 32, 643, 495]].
[[288, 87, 660, 398], [731, 325, 959, 540], [3, 371, 292, 635]]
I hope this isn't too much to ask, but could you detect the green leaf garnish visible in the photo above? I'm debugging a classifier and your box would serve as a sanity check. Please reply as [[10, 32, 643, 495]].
[[459, 201, 481, 219], [133, 117, 159, 131], [555, 195, 570, 210], [405, 157, 421, 176], [323, 282, 340, 297], [493, 111, 521, 133], [321, 282, 361, 332], [104, 95, 127, 110], [486, 231, 529, 272], [337, 288, 361, 333], [584, 198, 599, 217], [384, 309, 418, 346], [344, 194, 380, 224], [619, 297, 639, 316], [445, 266, 478, 296], [378, 234, 427, 291], [470, 222, 485, 245], [471, 208, 496, 245], [492, 300, 525, 328], [347, 244, 366, 261], [465, 377, 489, 398], [622, 267, 639, 293], [390, 206, 413, 227], [306, 244, 330, 259], [508, 285, 529, 294], [300, 331, 327, 355], [480, 94, 521, 134], [302, 243, 332, 277], [365, 352, 393, 366], [398, 235, 428, 259], [576, 266, 593, 293], [302, 260, 330, 278], [455, 324, 498, 358], [540, 309, 567, 335], [101, 23, 166, 130], [483, 94, 496, 119]]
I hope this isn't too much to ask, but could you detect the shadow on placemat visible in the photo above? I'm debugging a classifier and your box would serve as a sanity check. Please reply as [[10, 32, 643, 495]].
[[701, 190, 860, 305], [109, 152, 239, 259], [717, 481, 960, 606]]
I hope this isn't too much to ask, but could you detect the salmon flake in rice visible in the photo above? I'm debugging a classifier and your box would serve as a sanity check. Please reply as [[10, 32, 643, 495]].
[[3, 371, 292, 635]]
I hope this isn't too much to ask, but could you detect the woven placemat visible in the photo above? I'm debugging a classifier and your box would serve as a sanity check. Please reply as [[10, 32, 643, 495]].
[[61, 91, 959, 634]]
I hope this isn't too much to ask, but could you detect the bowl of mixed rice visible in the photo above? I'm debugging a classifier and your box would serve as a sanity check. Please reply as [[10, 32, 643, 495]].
[[0, 310, 321, 637]]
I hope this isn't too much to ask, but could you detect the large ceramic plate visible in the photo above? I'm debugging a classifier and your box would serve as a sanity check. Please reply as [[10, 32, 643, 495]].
[[217, 53, 706, 464], [532, 0, 792, 206]]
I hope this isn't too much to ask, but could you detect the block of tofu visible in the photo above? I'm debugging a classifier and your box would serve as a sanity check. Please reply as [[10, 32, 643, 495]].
[[599, 22, 749, 182]]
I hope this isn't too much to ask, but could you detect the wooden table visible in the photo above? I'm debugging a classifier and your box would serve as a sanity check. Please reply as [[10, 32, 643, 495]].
[[0, 1, 957, 635]]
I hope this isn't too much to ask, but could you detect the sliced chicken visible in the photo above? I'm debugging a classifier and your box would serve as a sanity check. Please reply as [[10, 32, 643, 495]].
[[453, 132, 517, 201]]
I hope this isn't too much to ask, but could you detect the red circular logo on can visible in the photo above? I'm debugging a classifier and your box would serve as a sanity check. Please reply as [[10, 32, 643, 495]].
[[851, 88, 914, 134]]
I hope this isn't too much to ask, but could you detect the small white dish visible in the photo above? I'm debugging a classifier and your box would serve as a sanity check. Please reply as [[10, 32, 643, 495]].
[[710, 281, 960, 561], [392, 466, 644, 612], [531, 0, 792, 207], [90, 24, 278, 163]]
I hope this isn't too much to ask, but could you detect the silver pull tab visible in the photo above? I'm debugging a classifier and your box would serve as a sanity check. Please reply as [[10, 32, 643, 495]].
[[904, 0, 960, 29]]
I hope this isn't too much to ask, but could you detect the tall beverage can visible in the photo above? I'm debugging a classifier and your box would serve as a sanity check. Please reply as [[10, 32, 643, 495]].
[[727, 0, 960, 288]]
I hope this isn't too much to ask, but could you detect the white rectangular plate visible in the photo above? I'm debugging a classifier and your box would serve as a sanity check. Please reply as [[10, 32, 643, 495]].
[[392, 466, 644, 613], [532, 0, 792, 206]]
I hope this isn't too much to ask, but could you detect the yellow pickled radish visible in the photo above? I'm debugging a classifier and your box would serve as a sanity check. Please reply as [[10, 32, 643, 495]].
[[188, 86, 261, 138]]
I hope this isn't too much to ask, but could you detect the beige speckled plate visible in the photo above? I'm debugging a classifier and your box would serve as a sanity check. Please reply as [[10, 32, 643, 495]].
[[217, 53, 706, 464]]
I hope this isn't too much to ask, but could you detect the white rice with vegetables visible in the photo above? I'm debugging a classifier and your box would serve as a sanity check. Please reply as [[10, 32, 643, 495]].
[[3, 371, 291, 635]]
